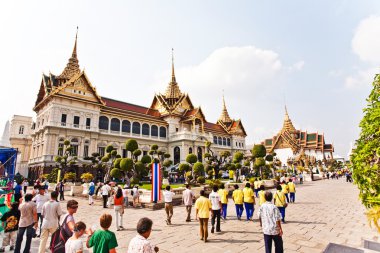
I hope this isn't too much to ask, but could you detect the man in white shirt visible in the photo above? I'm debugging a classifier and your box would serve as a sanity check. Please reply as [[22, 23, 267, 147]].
[[182, 184, 194, 222], [163, 186, 175, 225], [101, 182, 112, 208], [209, 185, 222, 233], [38, 191, 62, 253], [32, 186, 50, 237], [258, 191, 284, 253]]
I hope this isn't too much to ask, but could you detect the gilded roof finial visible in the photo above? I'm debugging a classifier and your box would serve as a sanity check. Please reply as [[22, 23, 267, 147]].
[[171, 48, 176, 83], [218, 91, 232, 123], [58, 27, 80, 81], [282, 105, 296, 132], [72, 26, 78, 58], [164, 48, 182, 100]]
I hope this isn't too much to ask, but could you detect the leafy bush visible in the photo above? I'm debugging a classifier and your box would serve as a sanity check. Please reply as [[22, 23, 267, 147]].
[[185, 171, 193, 181], [197, 176, 206, 184], [133, 149, 142, 157], [110, 168, 122, 179], [186, 154, 198, 164], [252, 144, 266, 158], [130, 177, 140, 185], [64, 172, 76, 181], [80, 172, 94, 182], [113, 158, 122, 169], [120, 158, 133, 172], [163, 159, 172, 167], [179, 163, 190, 173], [126, 139, 138, 152], [193, 162, 205, 176], [207, 179, 222, 188], [141, 155, 152, 164]]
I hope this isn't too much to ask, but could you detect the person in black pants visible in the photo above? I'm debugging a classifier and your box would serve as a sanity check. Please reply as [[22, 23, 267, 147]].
[[209, 185, 222, 233], [59, 181, 65, 201]]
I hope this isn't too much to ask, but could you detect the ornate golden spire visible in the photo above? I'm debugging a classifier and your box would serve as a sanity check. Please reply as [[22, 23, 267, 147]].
[[282, 106, 296, 132], [165, 48, 182, 101], [218, 93, 232, 123], [58, 27, 80, 81]]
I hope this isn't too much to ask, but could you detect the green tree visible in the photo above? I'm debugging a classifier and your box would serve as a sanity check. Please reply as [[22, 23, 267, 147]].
[[54, 140, 78, 177], [352, 73, 380, 232], [204, 141, 231, 179]]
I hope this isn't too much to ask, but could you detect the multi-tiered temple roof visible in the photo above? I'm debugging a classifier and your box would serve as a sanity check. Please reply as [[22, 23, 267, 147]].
[[262, 108, 334, 154]]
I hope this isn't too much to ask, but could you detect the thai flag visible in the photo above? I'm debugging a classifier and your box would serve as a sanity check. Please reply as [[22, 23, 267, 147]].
[[151, 163, 161, 202]]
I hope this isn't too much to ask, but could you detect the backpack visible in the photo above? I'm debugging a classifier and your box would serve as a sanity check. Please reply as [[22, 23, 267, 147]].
[[50, 215, 72, 253], [89, 185, 95, 196]]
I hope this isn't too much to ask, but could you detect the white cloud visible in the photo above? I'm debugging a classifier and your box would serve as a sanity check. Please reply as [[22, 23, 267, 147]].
[[352, 15, 380, 63], [345, 67, 378, 89], [151, 45, 303, 145]]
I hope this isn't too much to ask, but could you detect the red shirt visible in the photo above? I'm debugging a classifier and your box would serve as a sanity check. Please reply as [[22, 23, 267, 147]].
[[114, 196, 123, 206]]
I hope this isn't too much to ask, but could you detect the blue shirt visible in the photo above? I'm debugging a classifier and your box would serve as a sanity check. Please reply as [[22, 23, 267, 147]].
[[14, 185, 22, 194]]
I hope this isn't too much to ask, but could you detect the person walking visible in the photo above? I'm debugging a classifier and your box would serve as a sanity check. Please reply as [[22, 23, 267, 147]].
[[127, 217, 159, 253], [132, 186, 140, 208], [288, 179, 296, 203], [258, 185, 266, 206], [182, 184, 194, 222], [13, 182, 23, 203], [38, 191, 62, 253], [258, 191, 284, 253], [32, 186, 50, 237], [218, 184, 228, 220], [0, 202, 21, 252], [88, 181, 95, 205], [14, 193, 38, 253], [280, 181, 289, 203], [253, 179, 260, 197], [242, 183, 255, 221], [273, 185, 287, 223], [58, 181, 65, 201], [22, 179, 29, 195], [232, 184, 244, 220], [163, 185, 175, 225], [65, 221, 87, 253], [114, 187, 124, 231], [101, 181, 112, 208], [299, 173, 303, 184], [209, 185, 222, 233], [195, 190, 212, 242], [86, 213, 118, 253], [122, 185, 129, 208]]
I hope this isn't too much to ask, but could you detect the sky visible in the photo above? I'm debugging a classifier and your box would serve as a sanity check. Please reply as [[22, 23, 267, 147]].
[[1, 0, 380, 158]]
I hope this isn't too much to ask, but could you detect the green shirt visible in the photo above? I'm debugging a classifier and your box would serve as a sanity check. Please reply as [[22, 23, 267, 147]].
[[89, 229, 118, 253]]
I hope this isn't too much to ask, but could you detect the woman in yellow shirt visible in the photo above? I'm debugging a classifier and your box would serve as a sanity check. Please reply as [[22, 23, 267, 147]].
[[242, 183, 255, 221], [281, 182, 289, 203], [288, 178, 296, 203], [258, 185, 266, 206], [274, 185, 286, 223], [232, 184, 244, 220], [218, 184, 229, 220]]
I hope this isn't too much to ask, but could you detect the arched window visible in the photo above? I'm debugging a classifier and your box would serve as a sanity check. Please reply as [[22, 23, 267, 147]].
[[213, 136, 217, 144], [19, 125, 24, 135], [223, 137, 227, 146], [151, 125, 158, 137], [197, 147, 202, 162], [189, 147, 193, 154], [218, 137, 222, 145], [71, 138, 79, 156], [159, 127, 167, 138], [110, 118, 120, 132], [227, 138, 231, 147], [122, 120, 131, 133], [57, 138, 64, 156], [142, 123, 150, 136], [174, 146, 180, 164], [99, 116, 109, 130], [132, 122, 141, 134]]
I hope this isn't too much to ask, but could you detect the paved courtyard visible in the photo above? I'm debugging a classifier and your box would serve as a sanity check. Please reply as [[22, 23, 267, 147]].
[[22, 179, 380, 253]]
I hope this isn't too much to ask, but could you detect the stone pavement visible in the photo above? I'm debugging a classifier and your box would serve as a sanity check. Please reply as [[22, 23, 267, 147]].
[[18, 179, 379, 253]]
